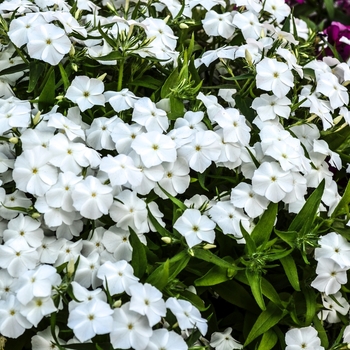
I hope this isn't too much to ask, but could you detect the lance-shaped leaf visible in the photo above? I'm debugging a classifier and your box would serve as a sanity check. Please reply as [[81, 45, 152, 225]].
[[245, 269, 265, 311], [129, 226, 147, 279], [244, 302, 286, 346], [280, 254, 300, 291]]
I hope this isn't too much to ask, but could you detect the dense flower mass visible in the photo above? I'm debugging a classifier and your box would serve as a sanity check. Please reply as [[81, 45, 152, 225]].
[[0, 0, 350, 349]]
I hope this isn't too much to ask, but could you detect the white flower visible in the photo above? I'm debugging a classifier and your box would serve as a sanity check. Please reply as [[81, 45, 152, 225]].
[[16, 264, 61, 305], [285, 326, 324, 350], [109, 189, 149, 233], [131, 131, 177, 168], [318, 291, 350, 323], [102, 226, 133, 262], [264, 0, 291, 22], [230, 182, 269, 218], [210, 327, 243, 350], [129, 283, 166, 327], [20, 296, 57, 327], [100, 154, 142, 187], [233, 11, 263, 40], [132, 97, 169, 133], [145, 329, 187, 350], [0, 295, 32, 338], [67, 299, 113, 342], [74, 251, 101, 289], [65, 76, 105, 112], [31, 326, 66, 350], [251, 94, 291, 120], [178, 130, 221, 173], [256, 58, 294, 98], [252, 162, 294, 203], [105, 88, 139, 112], [97, 260, 139, 295], [174, 208, 216, 248], [110, 302, 153, 350], [27, 23, 71, 65], [0, 239, 38, 277], [314, 232, 350, 268], [13, 148, 58, 197], [311, 258, 348, 295], [166, 297, 208, 336], [72, 176, 113, 220], [202, 10, 235, 39]]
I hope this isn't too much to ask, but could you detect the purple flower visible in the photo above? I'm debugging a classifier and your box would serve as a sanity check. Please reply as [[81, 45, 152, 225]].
[[324, 21, 350, 61]]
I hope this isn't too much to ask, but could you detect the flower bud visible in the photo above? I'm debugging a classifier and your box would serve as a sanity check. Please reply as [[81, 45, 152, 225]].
[[113, 299, 122, 308], [32, 111, 41, 125], [9, 137, 18, 144], [161, 237, 172, 244], [97, 73, 107, 81], [179, 23, 189, 29], [203, 244, 216, 250], [67, 259, 75, 278], [31, 212, 41, 219]]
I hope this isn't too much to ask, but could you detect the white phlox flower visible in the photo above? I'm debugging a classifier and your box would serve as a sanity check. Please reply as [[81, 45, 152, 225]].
[[210, 327, 243, 350], [86, 116, 121, 150], [166, 297, 208, 336], [111, 122, 145, 154], [72, 176, 113, 220], [109, 189, 149, 233], [264, 0, 291, 22], [252, 94, 291, 120], [15, 264, 61, 306], [251, 161, 294, 203], [3, 213, 44, 248], [131, 131, 177, 168], [0, 294, 32, 338], [177, 130, 221, 173], [315, 232, 350, 268], [209, 200, 250, 238], [213, 108, 251, 145], [31, 326, 67, 350], [100, 154, 143, 187], [202, 10, 235, 39], [174, 208, 216, 248], [105, 88, 139, 112], [74, 251, 101, 289], [316, 72, 349, 110], [154, 157, 190, 198], [54, 239, 83, 267], [285, 326, 324, 350], [132, 97, 169, 133], [65, 75, 105, 112], [230, 182, 269, 218], [27, 23, 71, 66], [145, 328, 187, 350], [256, 57, 294, 98], [97, 260, 139, 295], [110, 301, 153, 350], [233, 11, 263, 40], [0, 238, 38, 277], [67, 298, 113, 342], [47, 112, 85, 141], [311, 258, 348, 295], [129, 282, 166, 327], [20, 296, 57, 327], [102, 226, 133, 262], [318, 291, 350, 323], [13, 147, 58, 197]]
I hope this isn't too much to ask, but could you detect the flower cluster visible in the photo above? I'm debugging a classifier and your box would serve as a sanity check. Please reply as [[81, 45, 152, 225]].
[[0, 0, 350, 349]]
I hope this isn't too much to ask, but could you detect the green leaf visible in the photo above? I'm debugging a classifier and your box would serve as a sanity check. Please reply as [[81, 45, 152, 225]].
[[332, 179, 350, 218], [38, 68, 56, 110], [28, 61, 45, 93], [245, 270, 265, 310], [191, 248, 236, 270], [146, 259, 169, 291], [194, 264, 235, 286], [313, 315, 329, 348], [213, 280, 257, 313], [129, 227, 147, 279], [275, 229, 298, 248], [240, 222, 256, 255], [324, 0, 334, 19], [168, 95, 184, 119], [303, 286, 317, 325], [244, 302, 286, 346], [288, 179, 325, 233], [161, 68, 179, 99], [280, 254, 300, 291], [180, 290, 206, 311], [0, 63, 28, 77], [257, 329, 278, 350], [251, 202, 278, 247], [168, 250, 190, 281], [58, 63, 70, 91], [222, 74, 255, 81], [128, 75, 162, 90], [235, 94, 255, 123]]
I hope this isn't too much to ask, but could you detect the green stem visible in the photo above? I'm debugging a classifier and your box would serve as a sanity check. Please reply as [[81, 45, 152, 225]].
[[117, 59, 125, 91]]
